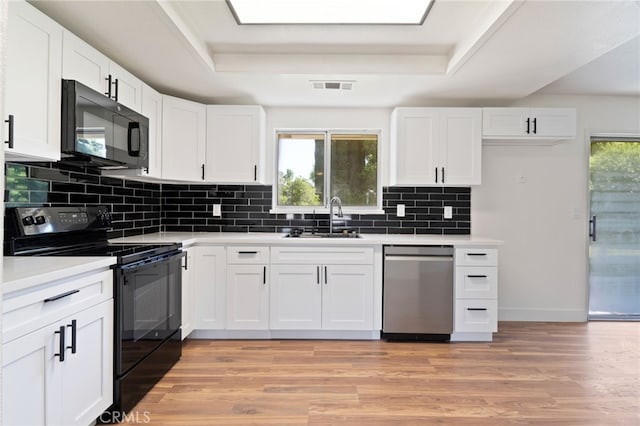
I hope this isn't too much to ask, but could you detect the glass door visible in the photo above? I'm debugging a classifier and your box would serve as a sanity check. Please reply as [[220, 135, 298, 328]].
[[589, 138, 640, 320]]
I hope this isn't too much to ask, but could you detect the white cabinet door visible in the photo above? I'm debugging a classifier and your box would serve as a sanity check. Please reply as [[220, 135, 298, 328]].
[[481, 108, 528, 137], [2, 300, 113, 426], [270, 264, 322, 329], [161, 95, 206, 181], [60, 300, 113, 426], [226, 264, 269, 329], [5, 0, 62, 162], [62, 30, 110, 95], [109, 61, 143, 111], [205, 105, 266, 183], [439, 109, 482, 185], [391, 108, 481, 186], [391, 108, 439, 185], [141, 83, 163, 178], [529, 108, 576, 137], [322, 265, 373, 330], [181, 248, 194, 339], [193, 246, 227, 330], [2, 321, 61, 426]]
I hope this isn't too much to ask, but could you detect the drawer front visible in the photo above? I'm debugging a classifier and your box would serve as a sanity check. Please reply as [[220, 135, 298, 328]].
[[3, 269, 113, 343], [227, 246, 270, 264], [455, 248, 498, 266], [455, 267, 497, 299], [454, 299, 497, 333], [271, 246, 374, 265]]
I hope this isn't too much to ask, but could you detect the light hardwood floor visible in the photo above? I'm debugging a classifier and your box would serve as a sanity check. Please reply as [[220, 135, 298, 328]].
[[127, 322, 640, 425]]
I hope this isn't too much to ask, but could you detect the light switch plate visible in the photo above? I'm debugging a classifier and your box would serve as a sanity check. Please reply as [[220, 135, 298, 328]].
[[212, 204, 222, 217], [397, 204, 405, 217], [444, 206, 453, 219]]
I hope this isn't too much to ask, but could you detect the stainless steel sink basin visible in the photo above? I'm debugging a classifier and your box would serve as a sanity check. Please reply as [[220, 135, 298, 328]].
[[283, 232, 362, 239]]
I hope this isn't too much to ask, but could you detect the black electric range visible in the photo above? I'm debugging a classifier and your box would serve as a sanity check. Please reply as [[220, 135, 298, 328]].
[[4, 206, 184, 422], [4, 205, 180, 263]]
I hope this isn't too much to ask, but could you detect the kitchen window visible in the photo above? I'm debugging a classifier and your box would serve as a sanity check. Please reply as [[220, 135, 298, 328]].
[[275, 131, 380, 211]]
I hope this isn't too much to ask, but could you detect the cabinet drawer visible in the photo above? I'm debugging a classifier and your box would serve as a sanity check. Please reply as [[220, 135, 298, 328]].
[[271, 246, 374, 264], [227, 246, 270, 264], [3, 269, 113, 343], [455, 248, 498, 266], [455, 267, 497, 299], [454, 299, 497, 333]]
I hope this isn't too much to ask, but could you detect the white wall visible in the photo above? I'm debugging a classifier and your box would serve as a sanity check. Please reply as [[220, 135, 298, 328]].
[[472, 94, 640, 321], [264, 107, 393, 186]]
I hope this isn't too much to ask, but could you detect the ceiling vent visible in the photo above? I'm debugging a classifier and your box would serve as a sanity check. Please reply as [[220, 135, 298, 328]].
[[310, 80, 354, 91]]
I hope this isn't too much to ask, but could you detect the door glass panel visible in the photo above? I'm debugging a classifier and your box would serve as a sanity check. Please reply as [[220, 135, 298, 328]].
[[589, 140, 640, 319]]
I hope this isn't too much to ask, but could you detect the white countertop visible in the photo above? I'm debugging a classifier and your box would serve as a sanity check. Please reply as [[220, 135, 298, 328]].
[[110, 231, 502, 247], [2, 232, 499, 295], [3, 257, 117, 294]]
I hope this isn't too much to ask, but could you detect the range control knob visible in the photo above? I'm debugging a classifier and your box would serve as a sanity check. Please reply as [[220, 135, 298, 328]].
[[21, 216, 35, 226], [35, 216, 46, 225]]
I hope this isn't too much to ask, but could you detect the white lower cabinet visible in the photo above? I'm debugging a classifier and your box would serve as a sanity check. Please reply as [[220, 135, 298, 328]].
[[226, 247, 270, 330], [453, 247, 499, 340], [270, 264, 321, 329], [193, 246, 227, 330], [3, 296, 113, 426], [322, 265, 374, 330], [270, 246, 375, 331]]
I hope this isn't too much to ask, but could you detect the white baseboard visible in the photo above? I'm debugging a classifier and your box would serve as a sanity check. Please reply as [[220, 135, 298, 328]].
[[189, 329, 381, 340], [498, 307, 587, 322]]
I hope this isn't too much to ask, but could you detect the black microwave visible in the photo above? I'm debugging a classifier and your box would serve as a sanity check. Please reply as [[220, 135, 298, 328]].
[[61, 79, 149, 170]]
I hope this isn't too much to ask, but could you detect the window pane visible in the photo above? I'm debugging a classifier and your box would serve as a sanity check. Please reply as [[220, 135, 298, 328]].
[[330, 134, 378, 206], [277, 133, 324, 206]]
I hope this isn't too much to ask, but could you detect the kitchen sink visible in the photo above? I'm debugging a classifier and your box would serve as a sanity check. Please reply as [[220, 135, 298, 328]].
[[283, 231, 362, 239]]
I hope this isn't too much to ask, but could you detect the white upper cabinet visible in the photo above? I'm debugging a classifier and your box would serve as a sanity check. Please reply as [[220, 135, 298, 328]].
[[482, 108, 576, 143], [141, 83, 163, 178], [62, 30, 109, 95], [161, 95, 206, 181], [205, 105, 266, 183], [391, 108, 482, 186], [4, 0, 62, 162], [62, 30, 142, 111], [107, 61, 143, 111]]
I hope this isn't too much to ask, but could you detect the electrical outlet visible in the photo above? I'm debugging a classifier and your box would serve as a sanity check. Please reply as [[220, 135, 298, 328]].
[[444, 206, 453, 219], [397, 204, 405, 217], [212, 204, 221, 217]]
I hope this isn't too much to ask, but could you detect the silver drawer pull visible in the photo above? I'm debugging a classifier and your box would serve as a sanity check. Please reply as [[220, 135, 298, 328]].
[[44, 289, 80, 303]]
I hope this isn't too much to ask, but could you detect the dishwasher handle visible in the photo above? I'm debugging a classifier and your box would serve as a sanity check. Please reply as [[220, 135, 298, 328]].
[[384, 255, 453, 262]]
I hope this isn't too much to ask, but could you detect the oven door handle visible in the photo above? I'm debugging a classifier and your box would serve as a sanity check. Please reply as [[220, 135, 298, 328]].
[[118, 251, 185, 272]]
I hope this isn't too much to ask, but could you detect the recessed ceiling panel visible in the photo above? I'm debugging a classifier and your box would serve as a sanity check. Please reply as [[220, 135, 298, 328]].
[[227, 0, 434, 25]]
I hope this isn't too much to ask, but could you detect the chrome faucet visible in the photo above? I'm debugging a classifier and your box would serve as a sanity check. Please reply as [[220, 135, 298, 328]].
[[329, 196, 343, 234]]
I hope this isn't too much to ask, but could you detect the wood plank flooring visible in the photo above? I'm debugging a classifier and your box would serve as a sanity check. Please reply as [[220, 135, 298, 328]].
[[126, 322, 640, 425]]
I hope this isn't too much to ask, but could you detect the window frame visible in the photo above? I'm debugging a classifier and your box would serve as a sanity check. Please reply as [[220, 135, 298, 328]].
[[272, 129, 383, 214]]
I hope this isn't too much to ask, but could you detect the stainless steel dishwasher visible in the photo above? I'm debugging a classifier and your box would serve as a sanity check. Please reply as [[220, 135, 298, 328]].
[[382, 245, 454, 341]]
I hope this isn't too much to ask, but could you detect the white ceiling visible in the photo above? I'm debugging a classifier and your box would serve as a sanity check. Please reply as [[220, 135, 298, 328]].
[[30, 0, 640, 107]]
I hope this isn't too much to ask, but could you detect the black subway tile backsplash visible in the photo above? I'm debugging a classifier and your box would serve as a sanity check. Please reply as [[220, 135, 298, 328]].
[[160, 184, 470, 235], [5, 162, 471, 237], [5, 162, 161, 239]]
